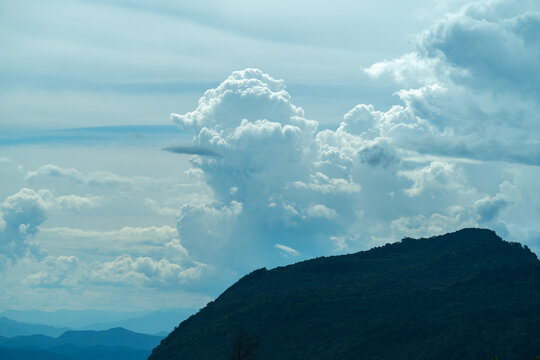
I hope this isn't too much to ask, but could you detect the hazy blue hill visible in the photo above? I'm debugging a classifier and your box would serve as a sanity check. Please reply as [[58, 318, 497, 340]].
[[149, 228, 540, 360], [56, 327, 162, 349], [0, 327, 162, 360], [0, 317, 70, 337], [0, 333, 56, 348]]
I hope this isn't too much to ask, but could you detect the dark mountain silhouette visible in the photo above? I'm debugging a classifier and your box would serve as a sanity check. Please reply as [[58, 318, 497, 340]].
[[0, 317, 70, 337], [0, 327, 162, 360], [149, 228, 540, 360]]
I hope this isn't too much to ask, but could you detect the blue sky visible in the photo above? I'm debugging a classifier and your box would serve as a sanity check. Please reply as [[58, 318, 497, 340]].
[[1, 0, 539, 312]]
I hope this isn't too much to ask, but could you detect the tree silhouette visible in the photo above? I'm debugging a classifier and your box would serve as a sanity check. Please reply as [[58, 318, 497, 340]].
[[230, 329, 257, 360]]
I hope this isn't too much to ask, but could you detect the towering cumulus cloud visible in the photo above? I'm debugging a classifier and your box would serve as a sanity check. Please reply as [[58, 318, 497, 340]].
[[171, 69, 364, 269], [171, 0, 540, 273]]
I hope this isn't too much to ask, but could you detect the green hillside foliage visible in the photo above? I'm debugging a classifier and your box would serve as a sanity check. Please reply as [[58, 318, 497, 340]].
[[149, 228, 540, 360]]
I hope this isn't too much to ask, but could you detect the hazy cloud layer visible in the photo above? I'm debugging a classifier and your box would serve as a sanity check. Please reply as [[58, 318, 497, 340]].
[[162, 145, 219, 157], [25, 164, 164, 188], [25, 254, 208, 289]]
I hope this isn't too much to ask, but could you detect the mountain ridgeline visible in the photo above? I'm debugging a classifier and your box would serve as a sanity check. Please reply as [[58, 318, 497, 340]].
[[0, 327, 161, 360], [149, 228, 540, 360]]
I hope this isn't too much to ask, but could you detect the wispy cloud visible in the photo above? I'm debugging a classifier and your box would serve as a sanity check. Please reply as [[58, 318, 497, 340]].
[[163, 145, 219, 157], [274, 244, 300, 257], [0, 126, 181, 147], [25, 164, 165, 188]]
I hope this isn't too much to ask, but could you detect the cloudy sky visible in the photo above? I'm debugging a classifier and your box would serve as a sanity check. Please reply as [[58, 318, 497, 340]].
[[1, 0, 539, 312]]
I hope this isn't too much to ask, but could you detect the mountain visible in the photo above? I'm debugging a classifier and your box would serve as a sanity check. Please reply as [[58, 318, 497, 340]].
[[0, 327, 161, 350], [55, 327, 162, 349], [0, 333, 57, 348], [0, 317, 70, 337], [0, 327, 162, 360], [149, 228, 540, 360]]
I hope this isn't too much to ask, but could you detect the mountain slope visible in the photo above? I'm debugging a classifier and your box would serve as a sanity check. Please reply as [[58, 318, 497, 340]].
[[149, 228, 540, 360], [0, 317, 70, 337]]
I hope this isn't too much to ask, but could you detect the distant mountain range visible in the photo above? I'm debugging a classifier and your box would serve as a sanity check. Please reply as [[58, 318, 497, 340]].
[[0, 317, 69, 338], [0, 308, 197, 359], [0, 309, 196, 335], [149, 228, 540, 360], [0, 327, 162, 360]]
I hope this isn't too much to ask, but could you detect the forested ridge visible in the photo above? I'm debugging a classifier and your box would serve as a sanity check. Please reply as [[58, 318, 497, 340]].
[[149, 228, 540, 360]]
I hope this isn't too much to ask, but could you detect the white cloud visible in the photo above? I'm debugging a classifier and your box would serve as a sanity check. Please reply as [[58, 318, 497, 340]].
[[274, 244, 300, 257], [25, 164, 164, 188], [390, 206, 476, 240], [398, 161, 462, 197], [474, 196, 508, 223], [39, 225, 187, 262], [364, 0, 540, 165], [0, 188, 48, 267], [42, 225, 178, 245], [24, 253, 208, 289], [330, 235, 349, 252], [364, 52, 440, 85], [291, 173, 361, 195], [144, 198, 178, 216], [0, 188, 102, 268], [24, 164, 169, 188], [473, 180, 519, 227], [88, 255, 208, 288], [24, 255, 81, 287], [306, 204, 338, 219]]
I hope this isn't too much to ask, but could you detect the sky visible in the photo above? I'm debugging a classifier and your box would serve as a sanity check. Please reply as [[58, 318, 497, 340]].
[[0, 0, 539, 312]]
